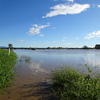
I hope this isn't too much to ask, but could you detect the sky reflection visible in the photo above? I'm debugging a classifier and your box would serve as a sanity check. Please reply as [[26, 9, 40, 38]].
[[14, 49, 100, 73]]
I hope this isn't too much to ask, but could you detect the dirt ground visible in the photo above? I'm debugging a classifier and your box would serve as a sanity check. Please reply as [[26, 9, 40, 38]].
[[0, 65, 59, 100]]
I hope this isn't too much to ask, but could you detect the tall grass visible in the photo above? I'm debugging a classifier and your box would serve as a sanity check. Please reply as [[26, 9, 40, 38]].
[[51, 65, 100, 100], [0, 49, 17, 94]]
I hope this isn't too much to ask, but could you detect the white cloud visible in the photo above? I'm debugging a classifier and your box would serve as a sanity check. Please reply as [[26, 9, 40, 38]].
[[62, 0, 74, 2], [42, 3, 90, 18], [63, 37, 67, 38], [28, 23, 50, 35], [84, 31, 100, 39], [67, 0, 74, 2], [98, 5, 100, 8], [39, 34, 44, 37], [29, 62, 48, 75]]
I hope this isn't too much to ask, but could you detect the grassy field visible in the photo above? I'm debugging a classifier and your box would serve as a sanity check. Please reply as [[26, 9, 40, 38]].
[[0, 49, 17, 94], [51, 65, 100, 100]]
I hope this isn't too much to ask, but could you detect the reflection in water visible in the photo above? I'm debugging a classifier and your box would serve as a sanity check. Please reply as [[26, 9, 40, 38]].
[[84, 56, 100, 67], [28, 62, 48, 75], [14, 49, 100, 73]]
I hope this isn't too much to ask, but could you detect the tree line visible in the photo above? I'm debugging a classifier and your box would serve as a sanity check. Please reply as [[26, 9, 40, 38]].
[[1, 44, 100, 50]]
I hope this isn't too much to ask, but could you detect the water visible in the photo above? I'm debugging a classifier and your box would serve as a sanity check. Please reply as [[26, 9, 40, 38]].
[[14, 49, 100, 75]]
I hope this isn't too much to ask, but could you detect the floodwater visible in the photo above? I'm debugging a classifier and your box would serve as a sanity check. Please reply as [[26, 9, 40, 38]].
[[0, 49, 100, 100]]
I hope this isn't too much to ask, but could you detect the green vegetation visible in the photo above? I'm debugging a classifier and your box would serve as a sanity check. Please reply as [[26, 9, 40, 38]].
[[82, 45, 90, 49], [51, 65, 100, 100], [8, 44, 13, 49], [47, 47, 51, 49], [95, 44, 100, 49], [0, 49, 17, 94], [19, 55, 31, 63], [31, 48, 35, 50], [57, 47, 63, 49]]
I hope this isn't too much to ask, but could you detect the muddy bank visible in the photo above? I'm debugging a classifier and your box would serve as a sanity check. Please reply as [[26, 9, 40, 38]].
[[0, 62, 58, 100]]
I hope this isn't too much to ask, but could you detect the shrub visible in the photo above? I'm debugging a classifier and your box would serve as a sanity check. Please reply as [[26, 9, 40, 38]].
[[51, 66, 100, 100]]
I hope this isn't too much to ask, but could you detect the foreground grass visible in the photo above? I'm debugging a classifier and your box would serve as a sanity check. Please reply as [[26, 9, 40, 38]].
[[51, 65, 100, 100], [0, 49, 17, 94]]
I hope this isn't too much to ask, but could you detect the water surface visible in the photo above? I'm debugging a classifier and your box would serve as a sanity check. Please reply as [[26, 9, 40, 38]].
[[15, 49, 100, 74]]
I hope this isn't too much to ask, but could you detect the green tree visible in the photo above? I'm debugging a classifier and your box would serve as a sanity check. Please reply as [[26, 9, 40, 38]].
[[57, 47, 63, 49], [47, 47, 50, 49], [95, 44, 100, 49], [82, 45, 89, 49], [8, 44, 13, 49]]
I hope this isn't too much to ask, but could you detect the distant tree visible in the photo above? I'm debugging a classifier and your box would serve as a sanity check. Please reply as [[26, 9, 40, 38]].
[[47, 47, 50, 49], [31, 48, 35, 50], [58, 47, 63, 49], [53, 47, 56, 49], [8, 44, 13, 49], [95, 44, 100, 49], [82, 45, 89, 49]]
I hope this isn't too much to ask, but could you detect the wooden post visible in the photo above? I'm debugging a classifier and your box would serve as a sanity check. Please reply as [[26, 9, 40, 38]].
[[8, 48, 10, 55]]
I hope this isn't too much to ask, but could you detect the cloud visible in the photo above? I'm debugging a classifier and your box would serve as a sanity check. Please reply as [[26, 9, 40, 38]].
[[98, 5, 100, 8], [62, 0, 74, 2], [39, 34, 44, 37], [42, 3, 90, 18], [28, 23, 50, 35], [63, 37, 67, 38], [29, 62, 48, 75], [84, 31, 100, 39]]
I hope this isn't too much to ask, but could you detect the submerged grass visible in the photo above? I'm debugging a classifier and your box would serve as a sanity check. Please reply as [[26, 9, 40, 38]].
[[51, 65, 100, 100], [19, 55, 31, 63], [0, 49, 17, 94]]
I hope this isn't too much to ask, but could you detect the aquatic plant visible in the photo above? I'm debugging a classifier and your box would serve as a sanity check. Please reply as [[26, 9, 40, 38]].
[[51, 65, 100, 100], [19, 55, 31, 63], [0, 49, 17, 94]]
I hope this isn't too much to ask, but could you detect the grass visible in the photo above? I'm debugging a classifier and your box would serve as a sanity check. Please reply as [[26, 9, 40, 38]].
[[0, 49, 17, 94], [51, 65, 100, 100]]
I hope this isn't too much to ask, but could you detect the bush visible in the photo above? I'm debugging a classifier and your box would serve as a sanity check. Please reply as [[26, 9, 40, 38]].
[[51, 66, 100, 100]]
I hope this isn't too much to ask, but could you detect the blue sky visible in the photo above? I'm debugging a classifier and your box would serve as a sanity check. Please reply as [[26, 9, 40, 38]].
[[1, 0, 100, 48]]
